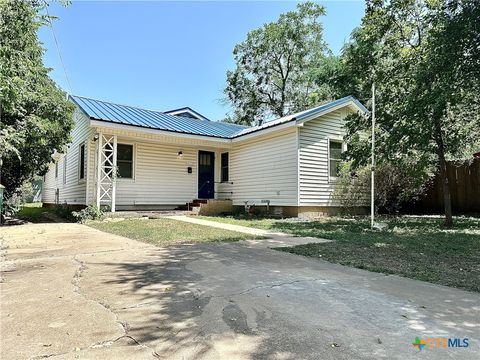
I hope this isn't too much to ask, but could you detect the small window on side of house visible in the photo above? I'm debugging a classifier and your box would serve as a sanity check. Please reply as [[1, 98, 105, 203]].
[[79, 144, 85, 180], [55, 162, 59, 178], [329, 140, 343, 179], [221, 153, 229, 182], [117, 144, 134, 179]]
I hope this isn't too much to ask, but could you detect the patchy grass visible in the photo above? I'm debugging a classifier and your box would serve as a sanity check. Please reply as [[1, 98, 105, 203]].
[[15, 203, 74, 223], [88, 218, 261, 246], [16, 203, 50, 223], [199, 215, 480, 292]]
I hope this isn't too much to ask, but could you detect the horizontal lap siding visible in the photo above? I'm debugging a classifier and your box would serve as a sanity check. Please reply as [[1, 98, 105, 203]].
[[42, 163, 56, 204], [42, 109, 91, 205], [114, 139, 197, 205], [230, 129, 298, 206], [299, 109, 346, 206]]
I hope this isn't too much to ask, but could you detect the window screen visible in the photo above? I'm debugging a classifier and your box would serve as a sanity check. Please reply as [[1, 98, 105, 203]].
[[221, 153, 229, 182], [329, 140, 343, 178], [117, 144, 133, 178]]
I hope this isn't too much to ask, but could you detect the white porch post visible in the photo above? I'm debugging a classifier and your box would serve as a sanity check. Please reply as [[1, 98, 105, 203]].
[[111, 136, 117, 212], [96, 133, 117, 212], [96, 133, 103, 208]]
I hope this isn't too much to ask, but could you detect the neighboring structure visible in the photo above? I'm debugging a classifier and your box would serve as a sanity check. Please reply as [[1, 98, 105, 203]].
[[42, 95, 367, 217]]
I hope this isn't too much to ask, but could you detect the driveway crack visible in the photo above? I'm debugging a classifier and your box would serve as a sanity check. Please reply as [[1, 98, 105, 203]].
[[67, 256, 160, 358], [212, 278, 325, 299]]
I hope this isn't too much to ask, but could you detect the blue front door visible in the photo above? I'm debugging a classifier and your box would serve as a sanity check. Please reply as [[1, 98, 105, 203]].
[[198, 151, 215, 199]]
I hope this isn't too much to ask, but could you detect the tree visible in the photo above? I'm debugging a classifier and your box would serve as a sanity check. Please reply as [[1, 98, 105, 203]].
[[224, 2, 332, 125], [340, 0, 480, 226], [0, 0, 74, 203]]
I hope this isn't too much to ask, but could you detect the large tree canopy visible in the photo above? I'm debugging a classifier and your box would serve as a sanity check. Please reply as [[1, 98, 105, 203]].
[[224, 2, 334, 125], [339, 0, 480, 226], [0, 0, 74, 200]]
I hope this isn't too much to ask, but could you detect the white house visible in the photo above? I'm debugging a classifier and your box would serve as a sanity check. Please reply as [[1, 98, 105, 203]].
[[42, 95, 368, 217]]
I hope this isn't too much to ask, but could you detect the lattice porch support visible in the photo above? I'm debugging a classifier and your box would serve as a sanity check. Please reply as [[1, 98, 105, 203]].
[[95, 133, 117, 212]]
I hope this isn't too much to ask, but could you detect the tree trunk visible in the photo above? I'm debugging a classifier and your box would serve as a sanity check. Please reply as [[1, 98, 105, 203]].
[[436, 138, 453, 227]]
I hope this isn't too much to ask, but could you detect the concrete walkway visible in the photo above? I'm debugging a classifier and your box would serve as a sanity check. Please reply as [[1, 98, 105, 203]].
[[1, 223, 479, 359], [169, 215, 331, 248]]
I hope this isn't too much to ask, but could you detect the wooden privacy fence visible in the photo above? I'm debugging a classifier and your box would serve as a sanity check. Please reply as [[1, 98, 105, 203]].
[[410, 158, 480, 213]]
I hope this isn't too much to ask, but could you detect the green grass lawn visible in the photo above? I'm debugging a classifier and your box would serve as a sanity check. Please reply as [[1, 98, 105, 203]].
[[199, 215, 480, 292], [16, 203, 51, 222], [88, 218, 261, 247]]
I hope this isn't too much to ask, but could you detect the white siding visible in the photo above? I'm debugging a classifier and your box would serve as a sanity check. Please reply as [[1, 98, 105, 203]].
[[86, 125, 232, 207], [42, 108, 92, 205], [298, 109, 349, 205], [113, 139, 198, 206], [42, 163, 57, 204], [227, 129, 298, 206]]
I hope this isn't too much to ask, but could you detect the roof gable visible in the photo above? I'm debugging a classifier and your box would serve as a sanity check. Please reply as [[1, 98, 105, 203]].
[[164, 107, 210, 121]]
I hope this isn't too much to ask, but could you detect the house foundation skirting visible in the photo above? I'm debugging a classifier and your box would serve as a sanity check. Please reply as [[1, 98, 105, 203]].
[[232, 205, 368, 218]]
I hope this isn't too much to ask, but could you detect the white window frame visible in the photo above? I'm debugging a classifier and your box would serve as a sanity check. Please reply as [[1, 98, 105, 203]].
[[220, 152, 229, 183], [78, 142, 86, 183], [55, 162, 59, 179], [328, 137, 346, 182], [116, 142, 136, 181]]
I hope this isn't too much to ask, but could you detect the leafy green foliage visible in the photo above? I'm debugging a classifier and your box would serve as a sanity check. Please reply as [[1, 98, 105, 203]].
[[339, 0, 480, 225], [0, 0, 74, 202], [72, 205, 105, 223], [333, 161, 430, 214], [224, 2, 334, 125], [52, 204, 75, 222]]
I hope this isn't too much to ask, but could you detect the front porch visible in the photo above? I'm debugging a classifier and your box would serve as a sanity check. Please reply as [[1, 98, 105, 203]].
[[88, 127, 233, 212]]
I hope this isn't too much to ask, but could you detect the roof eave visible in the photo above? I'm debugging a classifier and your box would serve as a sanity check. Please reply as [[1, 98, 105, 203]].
[[294, 98, 368, 124], [231, 120, 297, 142], [89, 118, 232, 143]]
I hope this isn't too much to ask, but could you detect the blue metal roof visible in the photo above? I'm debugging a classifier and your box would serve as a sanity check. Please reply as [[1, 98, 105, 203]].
[[294, 95, 368, 121], [70, 95, 367, 139], [234, 95, 368, 137], [70, 95, 245, 138]]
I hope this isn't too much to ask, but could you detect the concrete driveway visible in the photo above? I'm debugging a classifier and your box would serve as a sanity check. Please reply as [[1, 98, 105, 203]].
[[1, 223, 479, 360]]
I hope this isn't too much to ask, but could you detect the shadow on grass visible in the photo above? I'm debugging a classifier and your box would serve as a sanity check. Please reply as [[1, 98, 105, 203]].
[[273, 217, 480, 292]]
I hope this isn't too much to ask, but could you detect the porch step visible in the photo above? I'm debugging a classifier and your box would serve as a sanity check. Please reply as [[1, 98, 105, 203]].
[[174, 199, 208, 211]]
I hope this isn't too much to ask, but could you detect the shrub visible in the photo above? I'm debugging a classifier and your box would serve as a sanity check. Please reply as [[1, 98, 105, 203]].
[[333, 162, 370, 215], [3, 192, 22, 216], [72, 205, 104, 223], [334, 161, 430, 214]]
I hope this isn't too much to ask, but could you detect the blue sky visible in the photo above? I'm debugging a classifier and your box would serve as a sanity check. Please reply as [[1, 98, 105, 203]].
[[39, 1, 365, 121]]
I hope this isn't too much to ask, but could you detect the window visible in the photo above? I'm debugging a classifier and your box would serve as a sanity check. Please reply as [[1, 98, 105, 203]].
[[63, 156, 67, 184], [79, 144, 85, 180], [117, 144, 133, 178], [221, 153, 229, 182], [199, 153, 211, 166], [329, 140, 343, 178], [55, 162, 59, 178]]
